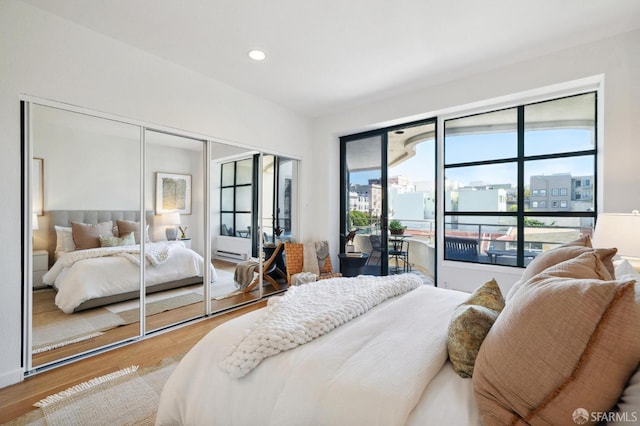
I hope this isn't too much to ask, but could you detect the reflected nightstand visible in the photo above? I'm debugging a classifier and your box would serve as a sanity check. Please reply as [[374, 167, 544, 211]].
[[32, 250, 48, 289]]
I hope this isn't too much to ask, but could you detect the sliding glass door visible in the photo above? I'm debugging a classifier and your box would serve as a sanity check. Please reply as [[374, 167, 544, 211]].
[[341, 133, 387, 276], [340, 118, 436, 281], [386, 122, 436, 281]]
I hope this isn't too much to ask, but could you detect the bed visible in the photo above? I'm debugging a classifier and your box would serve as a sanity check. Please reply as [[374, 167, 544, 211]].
[[156, 237, 640, 426], [37, 210, 217, 313]]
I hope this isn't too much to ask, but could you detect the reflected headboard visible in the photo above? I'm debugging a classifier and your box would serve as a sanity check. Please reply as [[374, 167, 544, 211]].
[[34, 210, 153, 265]]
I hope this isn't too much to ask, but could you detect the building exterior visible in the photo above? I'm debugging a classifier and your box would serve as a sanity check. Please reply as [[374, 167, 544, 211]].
[[530, 174, 594, 211]]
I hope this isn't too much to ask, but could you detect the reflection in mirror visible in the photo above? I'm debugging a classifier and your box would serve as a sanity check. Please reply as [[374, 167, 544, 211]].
[[210, 143, 260, 309], [26, 101, 302, 370], [211, 147, 298, 309], [144, 130, 209, 333], [262, 156, 298, 243], [30, 104, 142, 368], [260, 155, 296, 293]]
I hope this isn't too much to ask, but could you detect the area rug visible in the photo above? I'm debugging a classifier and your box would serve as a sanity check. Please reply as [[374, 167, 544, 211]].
[[32, 290, 125, 354], [9, 356, 182, 426], [113, 292, 206, 324], [32, 269, 241, 353]]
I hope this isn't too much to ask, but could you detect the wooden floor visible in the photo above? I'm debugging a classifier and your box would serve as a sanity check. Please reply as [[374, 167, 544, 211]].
[[33, 259, 286, 366], [0, 259, 279, 424]]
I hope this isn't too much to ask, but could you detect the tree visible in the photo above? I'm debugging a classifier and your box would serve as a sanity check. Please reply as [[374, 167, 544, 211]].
[[349, 210, 369, 226]]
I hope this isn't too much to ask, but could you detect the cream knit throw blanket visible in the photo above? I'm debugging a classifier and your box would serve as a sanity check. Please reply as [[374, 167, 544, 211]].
[[60, 241, 175, 267], [219, 273, 422, 378]]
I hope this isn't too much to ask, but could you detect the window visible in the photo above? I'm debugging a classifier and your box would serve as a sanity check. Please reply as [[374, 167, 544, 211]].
[[444, 92, 597, 266], [220, 158, 254, 238]]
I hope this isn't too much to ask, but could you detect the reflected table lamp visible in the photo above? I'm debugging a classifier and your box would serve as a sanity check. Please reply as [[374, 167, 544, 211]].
[[592, 212, 640, 262], [32, 212, 39, 244], [162, 212, 181, 241]]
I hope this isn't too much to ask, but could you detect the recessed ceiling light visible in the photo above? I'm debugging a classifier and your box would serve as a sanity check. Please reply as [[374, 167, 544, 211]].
[[248, 50, 266, 61]]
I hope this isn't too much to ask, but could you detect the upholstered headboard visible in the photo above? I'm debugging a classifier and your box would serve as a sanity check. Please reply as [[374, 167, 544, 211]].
[[34, 210, 153, 265]]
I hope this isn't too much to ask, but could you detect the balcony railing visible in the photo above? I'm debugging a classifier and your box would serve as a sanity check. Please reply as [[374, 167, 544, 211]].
[[443, 220, 592, 266]]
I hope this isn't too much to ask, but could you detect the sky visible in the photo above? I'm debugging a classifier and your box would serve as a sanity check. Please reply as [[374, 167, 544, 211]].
[[349, 129, 594, 188]]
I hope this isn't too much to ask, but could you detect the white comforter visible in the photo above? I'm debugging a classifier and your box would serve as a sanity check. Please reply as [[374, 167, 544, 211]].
[[156, 279, 479, 426], [221, 274, 421, 377], [43, 242, 217, 313]]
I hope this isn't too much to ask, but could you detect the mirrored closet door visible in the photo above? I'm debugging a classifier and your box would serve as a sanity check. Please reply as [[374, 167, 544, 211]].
[[30, 104, 142, 368], [144, 130, 207, 333], [23, 98, 301, 373], [209, 144, 262, 308]]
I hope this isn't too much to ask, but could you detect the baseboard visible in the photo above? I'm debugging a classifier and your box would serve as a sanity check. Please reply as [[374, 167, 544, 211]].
[[0, 367, 23, 389]]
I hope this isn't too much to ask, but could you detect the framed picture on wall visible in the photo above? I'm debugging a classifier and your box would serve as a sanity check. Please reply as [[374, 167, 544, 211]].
[[156, 172, 192, 215], [33, 157, 44, 216]]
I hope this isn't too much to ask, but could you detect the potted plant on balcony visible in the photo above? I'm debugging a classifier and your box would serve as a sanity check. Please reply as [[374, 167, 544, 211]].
[[389, 219, 406, 235], [343, 229, 357, 252]]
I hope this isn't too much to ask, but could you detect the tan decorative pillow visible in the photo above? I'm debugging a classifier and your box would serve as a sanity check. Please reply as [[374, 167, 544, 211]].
[[71, 221, 114, 250], [506, 235, 616, 301], [463, 278, 504, 312], [116, 220, 149, 244], [473, 252, 640, 425], [447, 279, 504, 378]]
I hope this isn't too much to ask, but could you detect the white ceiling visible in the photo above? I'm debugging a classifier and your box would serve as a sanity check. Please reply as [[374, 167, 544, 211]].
[[20, 0, 640, 118]]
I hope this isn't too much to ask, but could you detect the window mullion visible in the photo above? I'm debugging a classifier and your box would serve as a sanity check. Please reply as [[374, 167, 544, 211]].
[[233, 161, 238, 237], [517, 106, 525, 266]]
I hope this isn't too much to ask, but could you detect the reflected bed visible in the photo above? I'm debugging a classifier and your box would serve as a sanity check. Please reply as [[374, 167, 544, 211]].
[[36, 210, 216, 313]]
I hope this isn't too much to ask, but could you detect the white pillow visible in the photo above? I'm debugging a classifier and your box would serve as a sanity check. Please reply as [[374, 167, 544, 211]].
[[54, 225, 76, 255], [609, 367, 640, 425], [614, 259, 640, 280], [611, 259, 640, 424], [292, 272, 317, 285]]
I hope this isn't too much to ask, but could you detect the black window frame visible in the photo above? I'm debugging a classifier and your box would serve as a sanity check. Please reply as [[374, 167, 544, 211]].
[[219, 157, 257, 239], [443, 91, 598, 267]]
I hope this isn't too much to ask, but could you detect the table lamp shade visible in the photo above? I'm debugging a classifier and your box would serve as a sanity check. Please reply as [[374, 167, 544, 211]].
[[162, 212, 181, 226], [32, 213, 39, 231], [592, 213, 640, 259]]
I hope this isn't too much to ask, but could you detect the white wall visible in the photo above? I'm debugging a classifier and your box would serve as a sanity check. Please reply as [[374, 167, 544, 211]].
[[311, 29, 640, 294], [0, 0, 312, 389], [33, 109, 142, 210]]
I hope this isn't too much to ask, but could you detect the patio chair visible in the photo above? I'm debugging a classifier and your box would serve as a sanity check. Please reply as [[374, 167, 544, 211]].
[[389, 237, 410, 273], [444, 236, 479, 262], [367, 234, 383, 265]]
